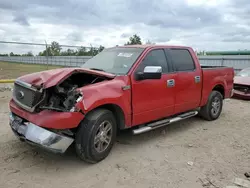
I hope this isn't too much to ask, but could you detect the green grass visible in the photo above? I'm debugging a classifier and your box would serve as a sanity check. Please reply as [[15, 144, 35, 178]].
[[0, 61, 64, 79]]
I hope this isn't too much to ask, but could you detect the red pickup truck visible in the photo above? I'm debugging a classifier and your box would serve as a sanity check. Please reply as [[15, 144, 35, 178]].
[[9, 45, 234, 163]]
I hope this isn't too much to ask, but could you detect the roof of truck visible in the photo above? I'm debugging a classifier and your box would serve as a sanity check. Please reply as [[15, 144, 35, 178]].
[[118, 44, 191, 49]]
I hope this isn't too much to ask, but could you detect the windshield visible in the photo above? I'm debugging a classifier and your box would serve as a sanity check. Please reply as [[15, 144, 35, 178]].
[[237, 68, 250, 77], [81, 47, 144, 74]]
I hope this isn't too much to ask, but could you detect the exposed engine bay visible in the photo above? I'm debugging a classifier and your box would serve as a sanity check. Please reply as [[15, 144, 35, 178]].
[[39, 72, 109, 112]]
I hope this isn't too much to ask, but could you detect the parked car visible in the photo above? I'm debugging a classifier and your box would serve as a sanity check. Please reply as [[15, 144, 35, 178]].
[[9, 45, 234, 163], [233, 67, 250, 100]]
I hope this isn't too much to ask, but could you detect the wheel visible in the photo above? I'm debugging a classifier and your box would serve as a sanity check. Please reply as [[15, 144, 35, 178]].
[[199, 90, 223, 121], [75, 109, 117, 163]]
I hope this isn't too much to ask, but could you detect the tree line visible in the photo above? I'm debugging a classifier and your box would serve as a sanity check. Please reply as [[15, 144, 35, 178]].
[[1, 34, 144, 57], [1, 34, 244, 57]]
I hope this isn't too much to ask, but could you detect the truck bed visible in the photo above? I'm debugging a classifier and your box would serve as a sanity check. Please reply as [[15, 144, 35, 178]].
[[200, 65, 234, 106], [201, 65, 227, 69]]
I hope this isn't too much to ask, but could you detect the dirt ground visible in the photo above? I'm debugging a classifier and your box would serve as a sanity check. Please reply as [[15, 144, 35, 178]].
[[0, 89, 249, 188]]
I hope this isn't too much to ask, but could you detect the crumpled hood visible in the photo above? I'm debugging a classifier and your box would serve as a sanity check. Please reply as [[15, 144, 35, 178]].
[[17, 67, 115, 88], [234, 76, 250, 86]]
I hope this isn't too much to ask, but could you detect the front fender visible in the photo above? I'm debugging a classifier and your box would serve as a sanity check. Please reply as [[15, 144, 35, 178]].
[[76, 76, 132, 126]]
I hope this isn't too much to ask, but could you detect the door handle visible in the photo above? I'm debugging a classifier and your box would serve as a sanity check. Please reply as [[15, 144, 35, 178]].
[[167, 79, 175, 87], [194, 76, 200, 83]]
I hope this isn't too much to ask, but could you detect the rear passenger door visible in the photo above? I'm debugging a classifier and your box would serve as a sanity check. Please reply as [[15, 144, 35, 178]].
[[166, 48, 202, 113]]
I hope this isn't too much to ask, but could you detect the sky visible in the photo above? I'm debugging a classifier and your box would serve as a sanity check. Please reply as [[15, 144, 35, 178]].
[[0, 0, 250, 54]]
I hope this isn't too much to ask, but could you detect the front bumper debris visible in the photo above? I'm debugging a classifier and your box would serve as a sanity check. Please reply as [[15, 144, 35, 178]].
[[9, 113, 74, 153], [233, 90, 250, 100], [230, 89, 234, 97]]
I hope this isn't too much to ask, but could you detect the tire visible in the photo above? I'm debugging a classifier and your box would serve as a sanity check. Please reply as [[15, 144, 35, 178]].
[[199, 90, 223, 121], [75, 109, 117, 163]]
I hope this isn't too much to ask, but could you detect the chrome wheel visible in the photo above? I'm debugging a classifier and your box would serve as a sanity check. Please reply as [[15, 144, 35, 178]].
[[94, 120, 112, 153], [211, 96, 221, 116]]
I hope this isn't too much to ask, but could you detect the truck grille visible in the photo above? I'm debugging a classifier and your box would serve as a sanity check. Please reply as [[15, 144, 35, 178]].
[[13, 80, 43, 112], [234, 84, 250, 93]]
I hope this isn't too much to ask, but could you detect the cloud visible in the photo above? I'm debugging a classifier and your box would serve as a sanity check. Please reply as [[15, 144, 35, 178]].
[[121, 33, 131, 38], [0, 0, 250, 54], [13, 14, 30, 26], [67, 32, 83, 42]]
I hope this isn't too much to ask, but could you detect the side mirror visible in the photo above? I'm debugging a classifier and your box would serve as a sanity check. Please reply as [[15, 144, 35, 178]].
[[136, 66, 162, 80]]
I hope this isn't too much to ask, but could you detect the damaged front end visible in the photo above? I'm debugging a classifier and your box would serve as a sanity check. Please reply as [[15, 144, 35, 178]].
[[9, 112, 74, 153], [39, 81, 84, 113], [10, 71, 112, 153], [13, 71, 109, 113]]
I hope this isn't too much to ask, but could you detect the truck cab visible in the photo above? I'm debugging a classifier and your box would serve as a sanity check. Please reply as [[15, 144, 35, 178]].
[[130, 46, 203, 125], [9, 45, 234, 163]]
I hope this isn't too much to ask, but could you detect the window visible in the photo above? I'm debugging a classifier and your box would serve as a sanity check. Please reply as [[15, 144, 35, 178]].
[[237, 68, 250, 77], [137, 49, 168, 73], [81, 47, 144, 75], [169, 49, 195, 71]]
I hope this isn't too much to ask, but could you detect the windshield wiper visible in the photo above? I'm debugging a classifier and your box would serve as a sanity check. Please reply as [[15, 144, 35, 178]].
[[89, 68, 106, 72]]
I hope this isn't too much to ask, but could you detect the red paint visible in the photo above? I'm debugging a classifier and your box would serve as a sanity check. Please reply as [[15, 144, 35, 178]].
[[9, 45, 234, 130], [233, 90, 250, 100], [9, 99, 84, 129], [18, 67, 115, 88], [76, 76, 132, 126], [233, 75, 250, 100], [131, 73, 177, 125], [200, 67, 234, 106], [173, 47, 202, 113]]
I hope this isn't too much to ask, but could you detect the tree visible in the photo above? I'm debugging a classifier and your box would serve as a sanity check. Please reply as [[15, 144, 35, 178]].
[[22, 51, 33, 56], [77, 46, 87, 56], [60, 49, 77, 56], [39, 46, 52, 56], [125, 34, 142, 45], [37, 41, 104, 56], [38, 41, 61, 56], [9, 52, 21, 56], [50, 41, 61, 56], [27, 51, 33, 56]]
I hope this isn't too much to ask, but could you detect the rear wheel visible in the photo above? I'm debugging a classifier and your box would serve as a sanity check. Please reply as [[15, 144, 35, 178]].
[[199, 91, 223, 121], [75, 109, 117, 163]]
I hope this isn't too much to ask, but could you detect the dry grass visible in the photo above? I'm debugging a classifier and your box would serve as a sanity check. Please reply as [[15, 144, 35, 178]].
[[0, 61, 64, 79]]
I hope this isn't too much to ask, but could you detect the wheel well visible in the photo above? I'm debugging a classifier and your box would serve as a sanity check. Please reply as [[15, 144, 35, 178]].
[[88, 104, 126, 130], [213, 85, 225, 98]]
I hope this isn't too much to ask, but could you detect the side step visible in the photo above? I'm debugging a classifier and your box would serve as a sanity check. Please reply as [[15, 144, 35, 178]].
[[132, 111, 198, 135]]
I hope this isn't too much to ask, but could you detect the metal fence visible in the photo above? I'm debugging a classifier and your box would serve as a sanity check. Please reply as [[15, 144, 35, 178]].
[[1, 55, 250, 73], [0, 55, 92, 67], [198, 55, 250, 73]]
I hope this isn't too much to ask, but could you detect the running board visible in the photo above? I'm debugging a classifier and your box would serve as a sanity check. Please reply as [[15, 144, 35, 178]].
[[132, 111, 198, 135]]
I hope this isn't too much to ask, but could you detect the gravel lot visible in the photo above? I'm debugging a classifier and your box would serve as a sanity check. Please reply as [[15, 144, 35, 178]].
[[0, 89, 249, 188]]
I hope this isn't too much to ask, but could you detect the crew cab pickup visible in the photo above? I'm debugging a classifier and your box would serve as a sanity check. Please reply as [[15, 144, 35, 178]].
[[9, 45, 234, 163]]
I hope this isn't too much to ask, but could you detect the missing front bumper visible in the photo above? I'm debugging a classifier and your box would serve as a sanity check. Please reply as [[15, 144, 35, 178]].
[[9, 113, 74, 154]]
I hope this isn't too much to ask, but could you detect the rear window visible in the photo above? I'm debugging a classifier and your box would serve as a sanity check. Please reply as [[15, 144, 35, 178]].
[[169, 49, 195, 71]]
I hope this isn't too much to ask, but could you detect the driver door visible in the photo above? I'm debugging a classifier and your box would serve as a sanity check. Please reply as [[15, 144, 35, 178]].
[[131, 48, 176, 126]]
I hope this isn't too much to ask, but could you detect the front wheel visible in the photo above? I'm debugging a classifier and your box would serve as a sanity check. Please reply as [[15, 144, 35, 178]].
[[199, 91, 223, 121], [75, 109, 117, 163]]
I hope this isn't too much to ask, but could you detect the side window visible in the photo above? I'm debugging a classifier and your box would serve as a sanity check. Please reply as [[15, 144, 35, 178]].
[[169, 49, 195, 71], [137, 49, 168, 73]]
